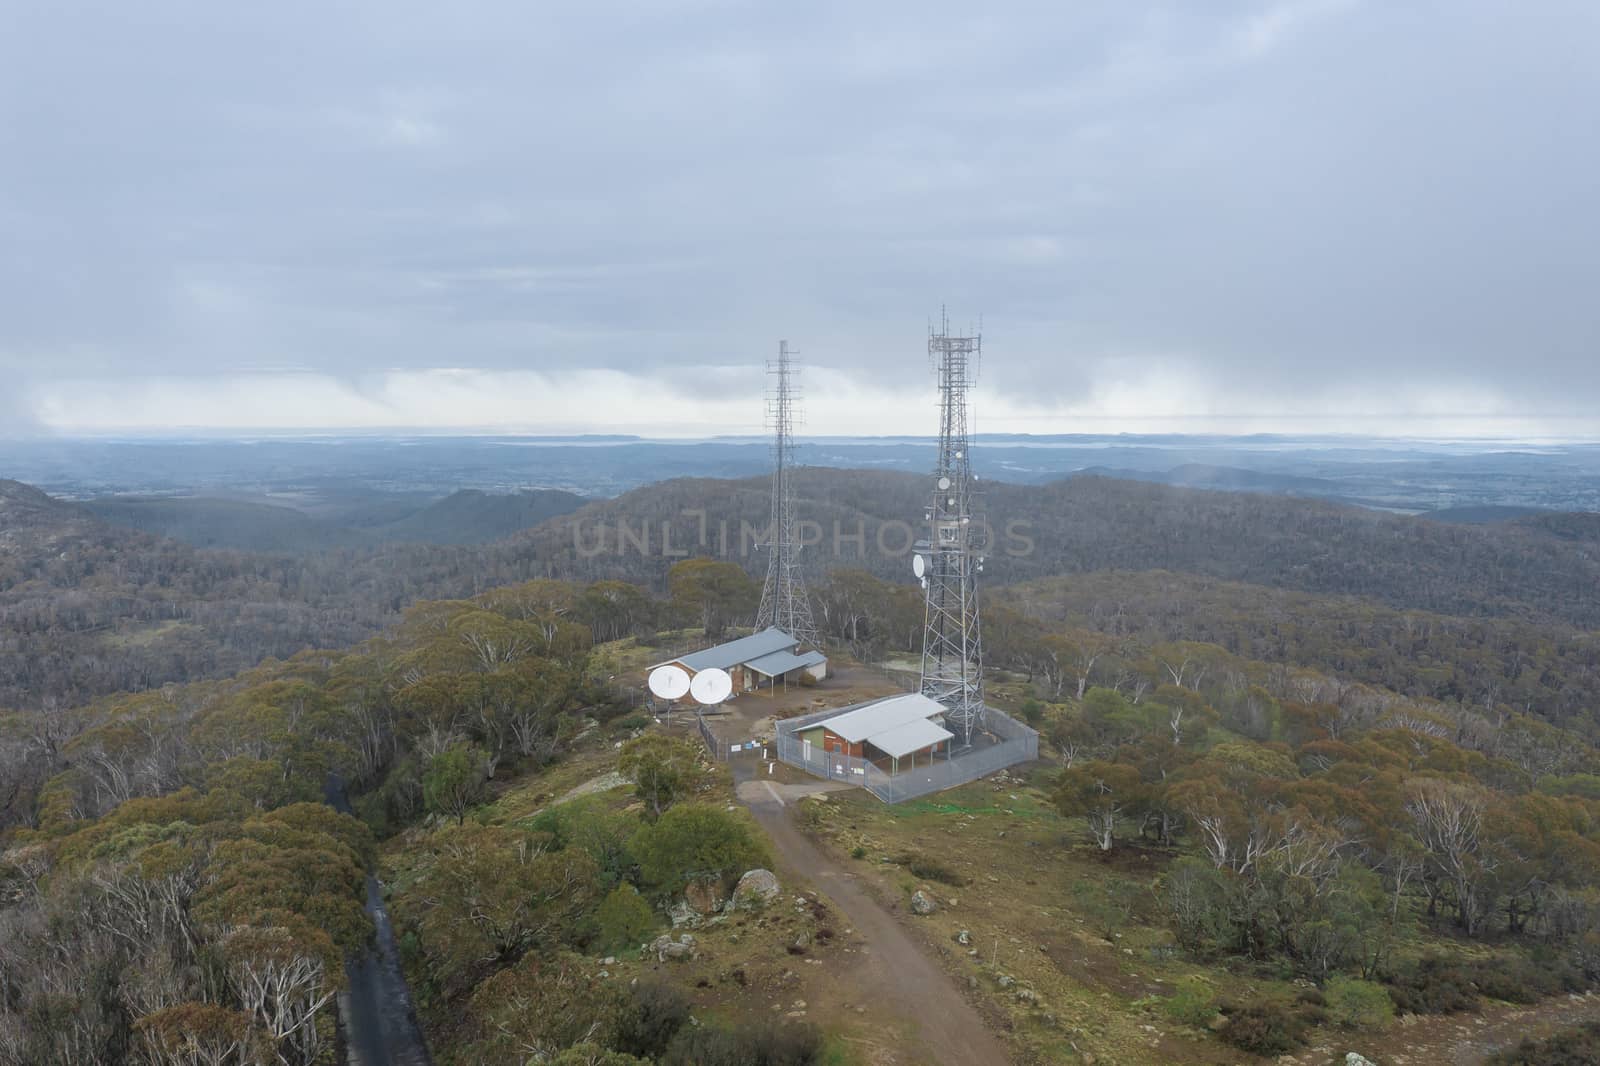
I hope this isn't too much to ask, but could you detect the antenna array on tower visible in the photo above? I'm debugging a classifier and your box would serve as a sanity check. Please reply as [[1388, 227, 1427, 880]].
[[755, 340, 820, 650], [918, 312, 986, 746]]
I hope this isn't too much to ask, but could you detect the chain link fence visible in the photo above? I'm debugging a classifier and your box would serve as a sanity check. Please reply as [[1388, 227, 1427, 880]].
[[774, 704, 1037, 804]]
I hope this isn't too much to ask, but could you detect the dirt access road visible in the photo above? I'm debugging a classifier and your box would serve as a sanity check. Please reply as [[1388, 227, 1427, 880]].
[[735, 764, 1013, 1066]]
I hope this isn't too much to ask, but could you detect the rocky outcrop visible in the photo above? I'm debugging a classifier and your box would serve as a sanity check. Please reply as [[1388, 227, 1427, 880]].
[[684, 878, 726, 915], [910, 889, 938, 915]]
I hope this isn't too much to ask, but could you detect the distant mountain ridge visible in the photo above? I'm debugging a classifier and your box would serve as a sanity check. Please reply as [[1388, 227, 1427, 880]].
[[6, 468, 1600, 713], [1073, 463, 1346, 495], [82, 487, 588, 551]]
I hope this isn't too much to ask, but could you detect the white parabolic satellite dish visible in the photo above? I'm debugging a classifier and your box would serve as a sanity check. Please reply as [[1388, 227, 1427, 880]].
[[647, 664, 691, 700], [690, 667, 734, 705], [937, 476, 951, 490], [912, 553, 926, 578]]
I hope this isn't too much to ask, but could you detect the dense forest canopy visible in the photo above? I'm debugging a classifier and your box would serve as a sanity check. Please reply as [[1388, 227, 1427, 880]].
[[7, 563, 1600, 1063], [6, 468, 1600, 713]]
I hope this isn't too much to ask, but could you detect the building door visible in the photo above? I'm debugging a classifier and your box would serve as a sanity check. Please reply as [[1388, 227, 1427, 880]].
[[802, 738, 812, 763]]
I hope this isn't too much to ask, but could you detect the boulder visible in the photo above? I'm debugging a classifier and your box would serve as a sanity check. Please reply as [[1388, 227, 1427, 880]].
[[1345, 1055, 1377, 1066], [731, 869, 782, 910], [650, 933, 697, 962], [668, 900, 701, 928], [910, 890, 938, 915], [685, 878, 726, 915]]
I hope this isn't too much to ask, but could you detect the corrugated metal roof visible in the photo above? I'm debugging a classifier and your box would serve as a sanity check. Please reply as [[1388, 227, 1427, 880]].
[[870, 718, 954, 759], [654, 627, 799, 672], [745, 648, 827, 677], [820, 692, 946, 744]]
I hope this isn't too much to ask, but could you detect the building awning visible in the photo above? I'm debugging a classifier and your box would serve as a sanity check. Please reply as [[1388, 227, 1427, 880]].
[[818, 692, 946, 744], [745, 648, 827, 678], [869, 718, 954, 759]]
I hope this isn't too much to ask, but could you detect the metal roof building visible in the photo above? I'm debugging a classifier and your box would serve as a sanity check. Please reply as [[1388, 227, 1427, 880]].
[[790, 692, 953, 770], [817, 693, 948, 744], [650, 627, 828, 697]]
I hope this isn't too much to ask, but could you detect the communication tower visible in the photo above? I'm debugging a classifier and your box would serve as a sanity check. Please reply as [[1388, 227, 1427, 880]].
[[918, 312, 985, 746], [756, 341, 820, 649]]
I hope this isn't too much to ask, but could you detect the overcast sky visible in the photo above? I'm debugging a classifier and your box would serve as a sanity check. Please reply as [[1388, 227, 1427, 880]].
[[3, 1, 1598, 438]]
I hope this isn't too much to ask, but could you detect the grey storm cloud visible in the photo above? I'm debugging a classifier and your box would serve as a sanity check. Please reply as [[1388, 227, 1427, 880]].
[[2, 0, 1599, 429]]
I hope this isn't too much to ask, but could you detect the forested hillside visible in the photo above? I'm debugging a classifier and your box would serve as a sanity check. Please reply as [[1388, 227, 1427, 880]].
[[84, 487, 587, 552], [1006, 571, 1600, 738], [6, 470, 1600, 714], [8, 569, 1600, 1064], [511, 469, 1600, 626]]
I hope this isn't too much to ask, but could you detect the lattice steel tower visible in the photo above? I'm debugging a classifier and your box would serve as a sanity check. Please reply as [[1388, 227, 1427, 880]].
[[756, 340, 820, 649], [919, 313, 985, 746]]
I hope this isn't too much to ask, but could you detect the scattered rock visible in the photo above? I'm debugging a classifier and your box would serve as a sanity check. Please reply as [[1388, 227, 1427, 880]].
[[1016, 988, 1038, 1006], [910, 890, 938, 915], [668, 900, 701, 928], [731, 869, 782, 909], [1345, 1055, 1377, 1066], [602, 956, 616, 966], [649, 934, 697, 962], [955, 929, 971, 946], [997, 974, 1016, 990]]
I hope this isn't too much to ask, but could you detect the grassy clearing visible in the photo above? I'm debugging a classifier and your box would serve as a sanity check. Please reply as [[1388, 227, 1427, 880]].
[[799, 777, 1296, 1065]]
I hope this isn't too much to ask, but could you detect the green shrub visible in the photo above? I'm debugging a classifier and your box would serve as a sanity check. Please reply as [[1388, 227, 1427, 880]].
[[1487, 1022, 1600, 1065], [630, 803, 771, 894], [614, 714, 651, 732], [594, 885, 655, 954], [1071, 878, 1136, 942], [1384, 956, 1480, 1015], [850, 846, 867, 860], [1161, 977, 1217, 1027], [1473, 952, 1586, 1004], [1325, 976, 1395, 1030], [422, 743, 488, 824], [898, 853, 965, 886], [661, 1020, 823, 1066], [1217, 1002, 1308, 1056], [528, 797, 636, 888], [614, 981, 691, 1059]]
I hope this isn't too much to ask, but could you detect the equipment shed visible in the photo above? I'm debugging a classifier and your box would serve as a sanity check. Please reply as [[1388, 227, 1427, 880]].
[[650, 627, 827, 697]]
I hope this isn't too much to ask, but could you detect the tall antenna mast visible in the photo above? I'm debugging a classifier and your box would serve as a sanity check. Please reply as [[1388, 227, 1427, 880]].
[[756, 340, 820, 649], [919, 311, 985, 746]]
